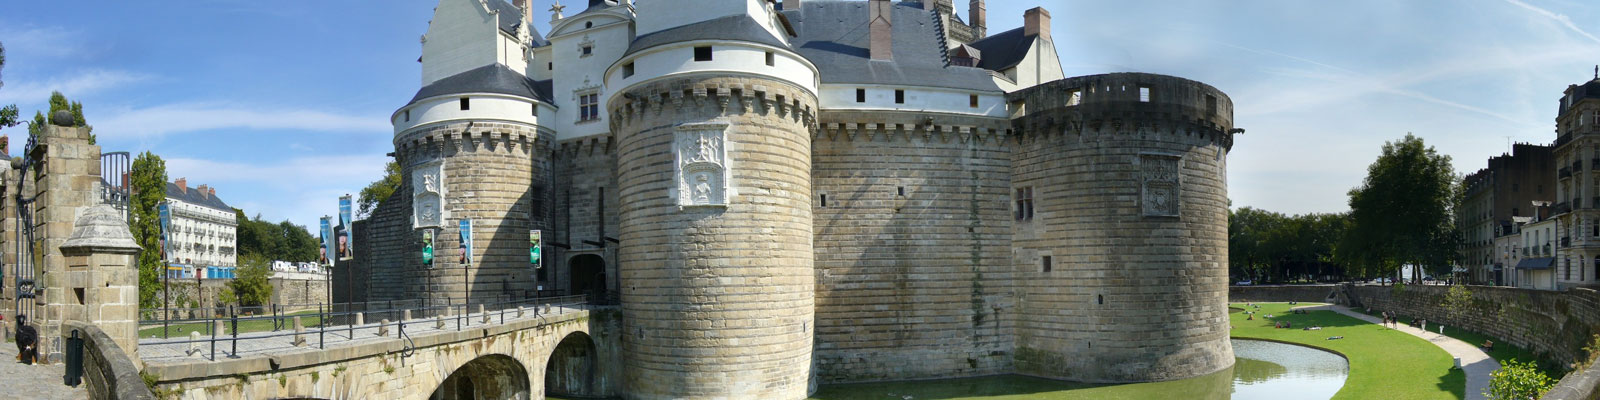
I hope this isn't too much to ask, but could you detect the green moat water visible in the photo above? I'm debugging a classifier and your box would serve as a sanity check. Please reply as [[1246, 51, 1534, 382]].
[[809, 339, 1348, 400]]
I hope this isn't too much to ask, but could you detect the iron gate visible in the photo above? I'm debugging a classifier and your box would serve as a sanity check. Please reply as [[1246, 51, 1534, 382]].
[[12, 134, 39, 327]]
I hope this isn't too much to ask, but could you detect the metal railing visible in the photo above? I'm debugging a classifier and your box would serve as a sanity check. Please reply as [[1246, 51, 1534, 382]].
[[136, 295, 588, 361]]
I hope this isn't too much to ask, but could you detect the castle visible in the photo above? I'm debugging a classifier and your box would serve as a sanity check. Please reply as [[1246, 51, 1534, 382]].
[[354, 0, 1241, 398]]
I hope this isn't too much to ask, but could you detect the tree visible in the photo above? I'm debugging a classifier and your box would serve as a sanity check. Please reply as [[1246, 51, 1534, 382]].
[[0, 41, 19, 133], [1340, 134, 1460, 283], [130, 152, 167, 309], [357, 160, 401, 219], [1484, 359, 1554, 400], [227, 254, 275, 309], [235, 213, 320, 263], [25, 91, 96, 144]]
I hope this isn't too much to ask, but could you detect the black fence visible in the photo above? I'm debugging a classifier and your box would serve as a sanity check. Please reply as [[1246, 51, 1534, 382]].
[[136, 295, 587, 361]]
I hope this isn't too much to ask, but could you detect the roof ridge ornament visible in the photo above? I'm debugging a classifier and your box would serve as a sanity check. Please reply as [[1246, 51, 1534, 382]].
[[550, 1, 566, 21]]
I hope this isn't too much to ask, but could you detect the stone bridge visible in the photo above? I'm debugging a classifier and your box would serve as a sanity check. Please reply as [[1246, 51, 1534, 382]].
[[140, 306, 622, 399]]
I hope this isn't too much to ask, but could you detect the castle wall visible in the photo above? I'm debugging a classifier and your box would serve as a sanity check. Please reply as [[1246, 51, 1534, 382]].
[[392, 121, 552, 308], [549, 136, 621, 296], [611, 75, 818, 399], [1009, 73, 1235, 383], [809, 111, 1017, 382], [359, 184, 412, 305]]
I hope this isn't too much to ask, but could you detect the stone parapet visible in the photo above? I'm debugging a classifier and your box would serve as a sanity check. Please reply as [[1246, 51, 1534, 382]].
[[1347, 284, 1600, 369], [62, 321, 155, 400]]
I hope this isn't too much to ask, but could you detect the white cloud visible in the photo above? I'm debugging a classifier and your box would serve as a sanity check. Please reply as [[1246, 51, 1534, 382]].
[[0, 69, 150, 105], [96, 102, 391, 139], [1503, 0, 1600, 45]]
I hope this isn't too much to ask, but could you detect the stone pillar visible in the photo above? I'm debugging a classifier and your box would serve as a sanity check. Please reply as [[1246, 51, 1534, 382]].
[[31, 119, 105, 363], [58, 205, 143, 358], [614, 76, 818, 399]]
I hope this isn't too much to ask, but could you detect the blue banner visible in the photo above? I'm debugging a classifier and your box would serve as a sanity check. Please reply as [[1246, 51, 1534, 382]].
[[320, 216, 334, 266], [338, 195, 354, 261], [459, 219, 473, 268]]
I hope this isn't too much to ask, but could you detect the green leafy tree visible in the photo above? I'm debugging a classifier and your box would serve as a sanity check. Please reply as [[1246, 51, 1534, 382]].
[[235, 213, 320, 263], [0, 41, 19, 133], [25, 91, 96, 144], [1484, 359, 1555, 400], [1441, 284, 1473, 319], [130, 152, 167, 308], [227, 254, 275, 309], [1230, 208, 1352, 283], [1339, 134, 1460, 283], [357, 160, 401, 219]]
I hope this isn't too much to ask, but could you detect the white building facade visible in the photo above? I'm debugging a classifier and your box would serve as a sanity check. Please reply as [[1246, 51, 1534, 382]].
[[164, 178, 238, 272]]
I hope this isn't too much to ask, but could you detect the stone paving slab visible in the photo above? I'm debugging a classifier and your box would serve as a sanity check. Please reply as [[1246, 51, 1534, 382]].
[[0, 340, 88, 400], [1307, 304, 1500, 400]]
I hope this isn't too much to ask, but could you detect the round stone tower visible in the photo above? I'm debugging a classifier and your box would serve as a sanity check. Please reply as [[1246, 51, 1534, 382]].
[[605, 21, 821, 399], [390, 65, 554, 308], [1009, 73, 1237, 382]]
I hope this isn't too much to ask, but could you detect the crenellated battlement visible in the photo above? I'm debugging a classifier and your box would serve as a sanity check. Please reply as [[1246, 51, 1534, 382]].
[[607, 75, 817, 132], [1011, 73, 1239, 150]]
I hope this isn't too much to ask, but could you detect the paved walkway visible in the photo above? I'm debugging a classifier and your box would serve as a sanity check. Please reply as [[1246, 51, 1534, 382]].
[[0, 339, 88, 400], [1301, 304, 1500, 400]]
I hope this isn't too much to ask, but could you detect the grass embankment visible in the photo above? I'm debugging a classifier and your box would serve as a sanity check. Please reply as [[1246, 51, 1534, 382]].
[[138, 310, 325, 339], [1354, 308, 1565, 378], [1231, 302, 1463, 400]]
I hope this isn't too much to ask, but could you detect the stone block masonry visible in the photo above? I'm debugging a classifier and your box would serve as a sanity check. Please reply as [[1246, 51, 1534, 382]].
[[612, 74, 818, 399], [810, 110, 1017, 383], [1009, 73, 1236, 383]]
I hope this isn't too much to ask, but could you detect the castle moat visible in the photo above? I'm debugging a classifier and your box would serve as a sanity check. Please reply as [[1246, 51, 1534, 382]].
[[808, 339, 1348, 400]]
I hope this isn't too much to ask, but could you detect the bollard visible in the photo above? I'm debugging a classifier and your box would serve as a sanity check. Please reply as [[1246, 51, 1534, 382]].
[[378, 319, 391, 337], [403, 309, 412, 322], [187, 331, 203, 356], [480, 304, 490, 324], [436, 315, 445, 330], [292, 316, 307, 347], [517, 306, 525, 318], [64, 330, 83, 387], [356, 312, 365, 326]]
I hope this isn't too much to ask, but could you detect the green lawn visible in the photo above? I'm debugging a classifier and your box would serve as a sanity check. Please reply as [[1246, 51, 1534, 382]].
[[1231, 302, 1463, 400], [1355, 308, 1565, 378], [138, 310, 325, 339]]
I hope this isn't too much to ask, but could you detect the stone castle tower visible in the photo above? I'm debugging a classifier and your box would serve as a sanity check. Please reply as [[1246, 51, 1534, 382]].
[[355, 0, 1242, 397]]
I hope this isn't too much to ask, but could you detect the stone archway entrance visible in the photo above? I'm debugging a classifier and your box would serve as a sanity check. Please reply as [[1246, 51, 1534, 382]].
[[545, 331, 599, 398], [569, 254, 605, 296], [430, 354, 530, 400]]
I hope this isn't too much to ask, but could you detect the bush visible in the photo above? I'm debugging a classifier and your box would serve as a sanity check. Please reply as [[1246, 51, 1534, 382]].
[[1485, 359, 1555, 400], [227, 255, 274, 308]]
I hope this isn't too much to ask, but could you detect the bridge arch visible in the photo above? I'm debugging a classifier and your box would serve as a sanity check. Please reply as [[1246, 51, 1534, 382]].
[[544, 331, 600, 398], [430, 354, 530, 400]]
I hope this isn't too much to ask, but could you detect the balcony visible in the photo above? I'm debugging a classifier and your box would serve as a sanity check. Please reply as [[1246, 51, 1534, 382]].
[[1592, 159, 1599, 170], [1544, 243, 1553, 255], [1555, 202, 1572, 215], [1563, 237, 1572, 248], [1561, 167, 1573, 179], [1558, 133, 1574, 148]]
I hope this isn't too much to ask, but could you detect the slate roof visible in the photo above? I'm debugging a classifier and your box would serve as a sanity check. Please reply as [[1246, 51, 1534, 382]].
[[781, 1, 999, 92], [484, 0, 549, 46], [1560, 78, 1600, 115], [967, 27, 1035, 72], [166, 182, 233, 212], [407, 64, 553, 107], [623, 15, 792, 58]]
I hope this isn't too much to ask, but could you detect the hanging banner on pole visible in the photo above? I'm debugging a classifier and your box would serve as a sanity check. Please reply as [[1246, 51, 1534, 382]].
[[158, 202, 171, 261], [320, 216, 334, 267], [338, 195, 354, 261], [422, 229, 435, 267], [530, 230, 542, 268], [459, 219, 473, 268]]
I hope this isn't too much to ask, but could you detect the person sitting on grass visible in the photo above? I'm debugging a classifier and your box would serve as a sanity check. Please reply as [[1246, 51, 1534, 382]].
[[1247, 314, 1253, 321]]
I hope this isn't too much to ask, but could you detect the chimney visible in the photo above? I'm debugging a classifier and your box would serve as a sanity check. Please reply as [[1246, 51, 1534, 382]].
[[1024, 7, 1051, 38], [970, 0, 987, 38], [869, 0, 893, 61], [210, 187, 216, 198], [176, 178, 187, 194], [199, 185, 209, 199]]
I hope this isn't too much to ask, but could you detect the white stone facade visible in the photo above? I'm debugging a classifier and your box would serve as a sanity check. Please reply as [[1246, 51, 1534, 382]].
[[164, 182, 238, 269]]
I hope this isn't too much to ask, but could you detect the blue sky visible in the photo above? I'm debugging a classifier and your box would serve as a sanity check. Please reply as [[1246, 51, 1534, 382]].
[[1, 0, 1598, 231]]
